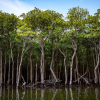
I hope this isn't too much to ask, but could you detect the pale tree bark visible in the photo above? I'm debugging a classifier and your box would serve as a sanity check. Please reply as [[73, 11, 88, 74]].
[[4, 51, 6, 84], [8, 54, 11, 84], [35, 63, 37, 83], [30, 48, 32, 84], [69, 40, 77, 86], [59, 48, 67, 85], [0, 38, 2, 86], [94, 53, 99, 84], [74, 55, 79, 84], [40, 45, 45, 86], [99, 73, 100, 85], [9, 41, 14, 85], [27, 60, 29, 84], [39, 37, 47, 87], [16, 47, 19, 85], [50, 44, 58, 83], [16, 41, 30, 88], [94, 39, 100, 85]]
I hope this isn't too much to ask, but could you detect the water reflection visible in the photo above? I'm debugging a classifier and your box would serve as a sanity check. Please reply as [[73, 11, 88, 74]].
[[16, 89, 19, 100], [35, 88, 37, 100], [65, 88, 67, 100], [51, 89, 58, 100], [95, 87, 99, 100], [22, 90, 25, 99], [0, 86, 100, 100], [70, 88, 73, 100], [12, 86, 13, 100], [78, 87, 80, 100], [0, 86, 2, 100], [41, 89, 44, 100]]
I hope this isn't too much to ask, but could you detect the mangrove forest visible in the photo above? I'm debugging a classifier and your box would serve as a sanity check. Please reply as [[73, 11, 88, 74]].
[[0, 6, 100, 89]]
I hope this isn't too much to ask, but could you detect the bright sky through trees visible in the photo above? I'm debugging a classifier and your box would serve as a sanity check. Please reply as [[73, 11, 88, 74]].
[[0, 0, 100, 17]]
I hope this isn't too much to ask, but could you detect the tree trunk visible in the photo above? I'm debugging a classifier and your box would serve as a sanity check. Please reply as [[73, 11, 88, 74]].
[[30, 48, 32, 85], [99, 73, 100, 85], [8, 54, 11, 84], [69, 40, 77, 86], [16, 47, 19, 85], [59, 48, 67, 85], [35, 63, 37, 83], [94, 49, 100, 85], [64, 56, 67, 85], [50, 47, 58, 82], [0, 39, 2, 86], [94, 54, 99, 85], [76, 55, 79, 84], [16, 42, 30, 88], [40, 45, 45, 87], [94, 39, 100, 85], [39, 37, 47, 87], [27, 61, 29, 84], [4, 52, 6, 84], [10, 41, 14, 85]]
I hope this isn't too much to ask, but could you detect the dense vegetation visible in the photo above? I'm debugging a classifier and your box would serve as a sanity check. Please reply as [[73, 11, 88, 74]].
[[0, 6, 100, 88]]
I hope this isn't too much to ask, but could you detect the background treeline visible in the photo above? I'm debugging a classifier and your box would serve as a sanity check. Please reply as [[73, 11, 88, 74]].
[[0, 6, 100, 88]]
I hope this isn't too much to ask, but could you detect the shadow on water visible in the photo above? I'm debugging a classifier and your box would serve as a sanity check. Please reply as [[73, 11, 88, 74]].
[[0, 85, 100, 100]]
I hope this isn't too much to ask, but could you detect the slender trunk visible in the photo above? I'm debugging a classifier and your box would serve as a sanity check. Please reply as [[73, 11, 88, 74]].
[[64, 56, 67, 85], [35, 63, 37, 83], [39, 37, 47, 87], [16, 48, 19, 85], [17, 42, 30, 88], [4, 52, 6, 84], [69, 41, 77, 86], [27, 61, 28, 84], [10, 41, 14, 85], [83, 59, 84, 83], [94, 39, 100, 85], [59, 48, 67, 85], [98, 67, 99, 83], [76, 55, 79, 84], [50, 47, 58, 82], [94, 54, 99, 84], [89, 70, 90, 82], [8, 54, 11, 84], [99, 73, 100, 85], [17, 51, 24, 88], [40, 46, 45, 86], [94, 49, 100, 85], [59, 59, 61, 80], [0, 39, 2, 86], [30, 48, 32, 84]]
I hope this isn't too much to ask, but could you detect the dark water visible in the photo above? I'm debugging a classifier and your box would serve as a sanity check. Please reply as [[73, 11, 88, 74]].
[[0, 85, 100, 100]]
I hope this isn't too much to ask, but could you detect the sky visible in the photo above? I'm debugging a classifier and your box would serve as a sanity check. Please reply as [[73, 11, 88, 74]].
[[0, 0, 100, 18]]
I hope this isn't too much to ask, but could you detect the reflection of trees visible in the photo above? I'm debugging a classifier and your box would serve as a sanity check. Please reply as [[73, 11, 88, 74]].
[[16, 89, 19, 100], [51, 89, 58, 100], [22, 90, 25, 99], [0, 86, 2, 100], [70, 88, 73, 100], [8, 86, 10, 100], [35, 88, 37, 100], [3, 86, 5, 100], [95, 88, 99, 100], [65, 88, 68, 100], [30, 87, 32, 99], [12, 87, 13, 100], [41, 89, 44, 100], [78, 87, 81, 100], [1, 86, 100, 100], [84, 87, 89, 97]]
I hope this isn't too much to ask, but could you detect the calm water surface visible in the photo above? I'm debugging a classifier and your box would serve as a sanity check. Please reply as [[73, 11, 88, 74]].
[[0, 85, 100, 100]]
